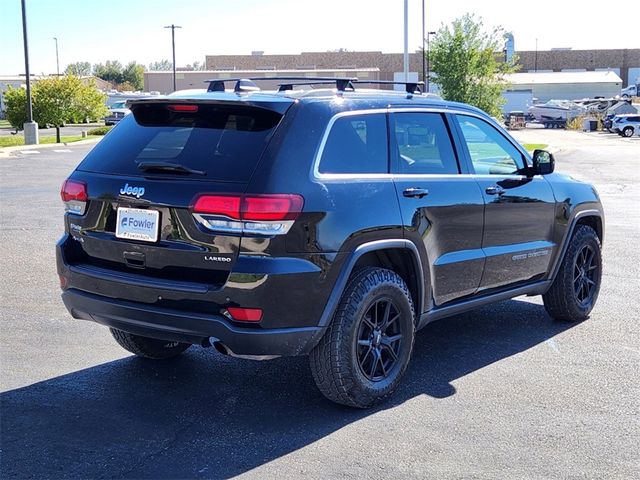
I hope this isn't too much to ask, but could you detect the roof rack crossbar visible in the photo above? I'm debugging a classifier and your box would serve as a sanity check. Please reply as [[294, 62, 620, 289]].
[[277, 81, 341, 92], [205, 76, 358, 92]]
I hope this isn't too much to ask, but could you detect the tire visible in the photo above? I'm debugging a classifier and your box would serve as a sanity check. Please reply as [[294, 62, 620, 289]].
[[110, 328, 191, 359], [309, 267, 415, 408], [622, 126, 634, 137], [543, 225, 602, 322]]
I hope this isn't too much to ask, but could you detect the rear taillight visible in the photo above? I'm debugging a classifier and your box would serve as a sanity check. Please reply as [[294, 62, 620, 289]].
[[192, 193, 303, 235], [60, 179, 87, 215]]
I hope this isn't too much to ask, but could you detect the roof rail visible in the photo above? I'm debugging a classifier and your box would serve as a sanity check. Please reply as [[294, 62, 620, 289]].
[[352, 80, 425, 94], [204, 77, 425, 94], [205, 76, 358, 93]]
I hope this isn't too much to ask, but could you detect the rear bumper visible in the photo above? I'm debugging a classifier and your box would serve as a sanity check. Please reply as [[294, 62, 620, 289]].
[[62, 289, 321, 357]]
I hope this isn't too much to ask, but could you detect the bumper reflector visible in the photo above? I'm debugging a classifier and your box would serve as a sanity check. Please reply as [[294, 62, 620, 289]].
[[227, 307, 263, 322]]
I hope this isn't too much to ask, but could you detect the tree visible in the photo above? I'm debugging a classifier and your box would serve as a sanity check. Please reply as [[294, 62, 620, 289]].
[[3, 86, 27, 130], [71, 78, 110, 125], [122, 61, 145, 90], [116, 81, 137, 92], [184, 60, 205, 71], [65, 61, 92, 76], [148, 59, 173, 71], [93, 60, 124, 84], [428, 14, 518, 117], [3, 76, 109, 142]]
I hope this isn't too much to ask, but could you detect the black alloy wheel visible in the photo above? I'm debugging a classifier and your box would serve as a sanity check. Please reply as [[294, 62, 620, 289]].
[[574, 244, 599, 307], [543, 224, 602, 322], [356, 298, 403, 382], [309, 267, 415, 408]]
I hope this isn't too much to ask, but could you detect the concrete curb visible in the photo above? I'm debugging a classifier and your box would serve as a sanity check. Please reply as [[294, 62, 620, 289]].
[[0, 137, 102, 157]]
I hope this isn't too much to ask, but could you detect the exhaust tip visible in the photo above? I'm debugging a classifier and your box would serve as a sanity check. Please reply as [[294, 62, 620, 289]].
[[212, 341, 230, 356], [208, 337, 280, 361]]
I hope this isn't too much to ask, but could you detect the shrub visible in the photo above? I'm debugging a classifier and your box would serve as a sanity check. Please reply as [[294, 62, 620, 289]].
[[87, 126, 112, 136], [566, 114, 603, 131]]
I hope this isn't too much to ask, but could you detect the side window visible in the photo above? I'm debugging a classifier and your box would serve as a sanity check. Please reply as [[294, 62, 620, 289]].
[[392, 112, 459, 174], [456, 115, 525, 175], [318, 113, 387, 174]]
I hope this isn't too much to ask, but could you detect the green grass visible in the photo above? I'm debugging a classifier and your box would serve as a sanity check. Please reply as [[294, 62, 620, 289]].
[[522, 143, 548, 152], [0, 120, 12, 128], [0, 135, 99, 148]]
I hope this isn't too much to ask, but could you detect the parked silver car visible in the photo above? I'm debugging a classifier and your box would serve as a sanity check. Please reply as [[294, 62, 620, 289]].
[[104, 101, 131, 126]]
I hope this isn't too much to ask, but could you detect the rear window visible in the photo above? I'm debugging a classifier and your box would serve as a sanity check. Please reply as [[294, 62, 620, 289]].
[[78, 103, 283, 182]]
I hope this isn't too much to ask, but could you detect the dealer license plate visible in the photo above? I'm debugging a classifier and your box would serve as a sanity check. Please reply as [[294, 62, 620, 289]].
[[115, 207, 160, 242]]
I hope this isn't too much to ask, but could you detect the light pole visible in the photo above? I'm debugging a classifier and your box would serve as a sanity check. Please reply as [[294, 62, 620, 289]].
[[21, 0, 38, 144], [164, 24, 182, 92], [426, 31, 436, 93], [403, 0, 408, 82], [53, 37, 59, 75], [421, 0, 425, 84]]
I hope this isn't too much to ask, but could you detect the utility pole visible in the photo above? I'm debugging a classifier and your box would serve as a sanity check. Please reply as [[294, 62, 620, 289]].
[[403, 0, 409, 82], [164, 24, 182, 92], [426, 31, 436, 93], [21, 0, 38, 144], [53, 37, 59, 75]]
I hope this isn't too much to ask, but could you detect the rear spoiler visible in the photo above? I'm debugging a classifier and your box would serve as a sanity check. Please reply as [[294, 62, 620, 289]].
[[126, 96, 294, 115]]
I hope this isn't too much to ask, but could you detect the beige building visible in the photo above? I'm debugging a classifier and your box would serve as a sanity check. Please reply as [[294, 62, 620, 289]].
[[144, 68, 381, 94]]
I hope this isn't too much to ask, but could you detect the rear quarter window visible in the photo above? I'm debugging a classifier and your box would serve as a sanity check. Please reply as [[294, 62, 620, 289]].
[[318, 113, 388, 174], [78, 103, 283, 182]]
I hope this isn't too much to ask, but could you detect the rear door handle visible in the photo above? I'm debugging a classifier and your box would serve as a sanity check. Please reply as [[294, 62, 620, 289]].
[[403, 187, 429, 198], [485, 185, 505, 196]]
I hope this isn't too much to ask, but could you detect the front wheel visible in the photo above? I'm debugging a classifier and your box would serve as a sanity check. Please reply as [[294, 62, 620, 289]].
[[543, 225, 602, 322], [110, 328, 191, 359], [309, 267, 415, 408], [622, 126, 634, 137]]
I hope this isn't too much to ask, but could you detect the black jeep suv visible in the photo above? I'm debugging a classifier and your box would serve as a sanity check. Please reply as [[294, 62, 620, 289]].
[[57, 78, 604, 408]]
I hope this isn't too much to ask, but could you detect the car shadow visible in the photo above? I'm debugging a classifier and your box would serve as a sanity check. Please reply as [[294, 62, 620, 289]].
[[1, 299, 575, 479]]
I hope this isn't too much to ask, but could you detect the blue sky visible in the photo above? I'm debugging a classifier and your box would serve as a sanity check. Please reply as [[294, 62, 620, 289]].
[[1, 0, 638, 75]]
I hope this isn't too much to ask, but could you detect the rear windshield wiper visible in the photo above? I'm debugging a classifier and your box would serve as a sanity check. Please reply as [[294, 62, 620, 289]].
[[137, 161, 206, 176]]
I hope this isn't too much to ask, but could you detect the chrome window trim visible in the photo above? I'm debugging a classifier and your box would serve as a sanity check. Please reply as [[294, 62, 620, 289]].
[[312, 109, 389, 180], [311, 107, 529, 181]]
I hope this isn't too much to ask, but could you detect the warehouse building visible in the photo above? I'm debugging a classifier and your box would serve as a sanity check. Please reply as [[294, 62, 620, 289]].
[[503, 70, 624, 102], [143, 48, 639, 95], [517, 48, 640, 87]]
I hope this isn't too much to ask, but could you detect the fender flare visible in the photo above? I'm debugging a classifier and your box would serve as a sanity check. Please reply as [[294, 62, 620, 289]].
[[547, 209, 604, 285], [302, 239, 425, 354]]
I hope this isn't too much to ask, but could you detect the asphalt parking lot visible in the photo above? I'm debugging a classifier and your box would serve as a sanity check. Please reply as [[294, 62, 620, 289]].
[[1, 131, 638, 479]]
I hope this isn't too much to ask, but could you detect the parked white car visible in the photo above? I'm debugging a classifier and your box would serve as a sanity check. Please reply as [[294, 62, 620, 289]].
[[612, 114, 640, 137], [621, 84, 638, 98]]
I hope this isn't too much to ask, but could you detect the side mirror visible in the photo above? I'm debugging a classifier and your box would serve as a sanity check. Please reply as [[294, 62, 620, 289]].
[[532, 149, 555, 176]]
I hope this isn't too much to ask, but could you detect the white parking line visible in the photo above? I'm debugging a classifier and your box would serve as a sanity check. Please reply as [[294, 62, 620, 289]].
[[20, 151, 40, 155], [53, 149, 72, 153]]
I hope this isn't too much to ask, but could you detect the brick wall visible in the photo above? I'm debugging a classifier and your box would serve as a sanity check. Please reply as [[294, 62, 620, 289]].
[[205, 49, 640, 86], [516, 49, 640, 86], [206, 51, 424, 82]]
